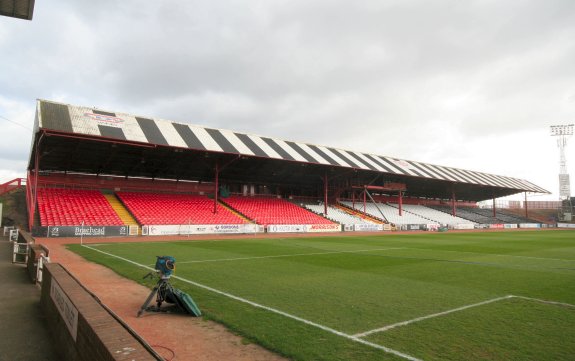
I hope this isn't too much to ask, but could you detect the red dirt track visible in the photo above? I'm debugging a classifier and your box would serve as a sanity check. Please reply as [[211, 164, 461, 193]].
[[39, 235, 288, 361]]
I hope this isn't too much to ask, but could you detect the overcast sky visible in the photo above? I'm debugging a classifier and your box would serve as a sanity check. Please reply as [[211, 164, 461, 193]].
[[1, 0, 574, 201]]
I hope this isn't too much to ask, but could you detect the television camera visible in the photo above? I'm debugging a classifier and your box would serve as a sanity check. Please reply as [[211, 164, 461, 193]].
[[137, 256, 201, 317]]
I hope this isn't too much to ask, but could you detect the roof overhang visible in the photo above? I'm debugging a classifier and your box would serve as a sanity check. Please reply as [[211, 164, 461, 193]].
[[0, 0, 35, 20], [28, 99, 550, 202]]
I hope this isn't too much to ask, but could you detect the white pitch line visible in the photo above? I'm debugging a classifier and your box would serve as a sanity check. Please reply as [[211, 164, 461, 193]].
[[512, 295, 575, 308], [177, 247, 405, 264], [405, 247, 575, 263], [81, 245, 423, 361], [353, 295, 514, 338]]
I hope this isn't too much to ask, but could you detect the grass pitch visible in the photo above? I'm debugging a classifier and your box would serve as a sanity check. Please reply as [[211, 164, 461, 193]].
[[69, 230, 575, 361]]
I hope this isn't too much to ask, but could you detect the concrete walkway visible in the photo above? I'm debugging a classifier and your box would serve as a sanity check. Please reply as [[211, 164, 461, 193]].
[[0, 237, 59, 361]]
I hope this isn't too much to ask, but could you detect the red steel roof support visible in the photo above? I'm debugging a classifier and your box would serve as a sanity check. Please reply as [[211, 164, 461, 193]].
[[213, 162, 219, 214], [324, 172, 328, 215]]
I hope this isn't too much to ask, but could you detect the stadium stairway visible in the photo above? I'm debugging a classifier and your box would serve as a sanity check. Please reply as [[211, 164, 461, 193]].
[[218, 200, 253, 223], [335, 203, 385, 224], [103, 193, 141, 232]]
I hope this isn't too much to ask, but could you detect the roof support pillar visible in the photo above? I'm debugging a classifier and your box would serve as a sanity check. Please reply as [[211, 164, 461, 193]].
[[213, 162, 219, 214], [28, 133, 43, 231], [524, 192, 529, 219], [492, 197, 496, 217], [398, 190, 403, 216], [27, 171, 34, 231], [363, 189, 366, 213], [324, 172, 328, 215], [211, 155, 240, 214], [451, 189, 457, 217]]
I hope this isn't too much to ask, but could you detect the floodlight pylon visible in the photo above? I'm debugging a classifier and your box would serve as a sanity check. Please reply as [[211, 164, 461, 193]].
[[550, 124, 574, 200]]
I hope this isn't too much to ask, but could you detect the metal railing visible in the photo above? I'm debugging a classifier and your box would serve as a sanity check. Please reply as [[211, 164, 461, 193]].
[[12, 241, 28, 264], [36, 254, 50, 284]]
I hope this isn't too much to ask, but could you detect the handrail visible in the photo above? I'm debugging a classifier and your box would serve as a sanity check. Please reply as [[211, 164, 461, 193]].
[[0, 178, 26, 196]]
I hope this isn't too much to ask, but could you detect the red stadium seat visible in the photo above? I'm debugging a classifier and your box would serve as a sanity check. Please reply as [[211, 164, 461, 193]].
[[116, 192, 246, 225], [222, 196, 333, 226], [36, 188, 124, 226]]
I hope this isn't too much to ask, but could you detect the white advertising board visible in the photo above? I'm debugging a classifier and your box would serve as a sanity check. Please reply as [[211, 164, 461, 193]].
[[267, 224, 306, 233], [353, 224, 383, 232], [519, 223, 541, 229], [144, 224, 263, 236], [129, 225, 139, 236], [142, 223, 352, 234], [453, 224, 475, 230], [306, 224, 341, 233], [426, 224, 440, 231], [267, 224, 341, 233]]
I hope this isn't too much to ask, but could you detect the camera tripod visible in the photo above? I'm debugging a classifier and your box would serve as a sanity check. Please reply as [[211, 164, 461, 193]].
[[137, 260, 202, 318], [137, 272, 177, 317]]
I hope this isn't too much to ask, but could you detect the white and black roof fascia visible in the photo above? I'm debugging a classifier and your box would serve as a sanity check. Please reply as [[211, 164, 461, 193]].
[[35, 99, 549, 194]]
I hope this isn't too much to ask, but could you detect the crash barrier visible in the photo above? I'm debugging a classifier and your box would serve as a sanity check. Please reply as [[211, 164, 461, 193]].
[[3, 225, 15, 237], [26, 243, 50, 283], [10, 230, 50, 284], [10, 228, 18, 242], [12, 241, 28, 264], [41, 263, 161, 361], [9, 229, 32, 262], [36, 254, 49, 285]]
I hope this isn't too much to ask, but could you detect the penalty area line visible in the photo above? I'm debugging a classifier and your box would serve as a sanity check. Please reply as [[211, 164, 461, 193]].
[[512, 295, 575, 308], [81, 245, 424, 361], [353, 295, 514, 338], [353, 294, 575, 339]]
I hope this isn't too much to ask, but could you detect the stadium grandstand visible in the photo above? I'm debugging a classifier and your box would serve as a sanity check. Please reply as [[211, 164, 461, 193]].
[[23, 99, 552, 237]]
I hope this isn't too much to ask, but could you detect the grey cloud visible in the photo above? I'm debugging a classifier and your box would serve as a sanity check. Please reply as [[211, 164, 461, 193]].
[[1, 0, 574, 194]]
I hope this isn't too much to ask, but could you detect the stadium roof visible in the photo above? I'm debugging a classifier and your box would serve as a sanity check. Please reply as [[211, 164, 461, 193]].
[[0, 0, 35, 20], [28, 99, 549, 202]]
